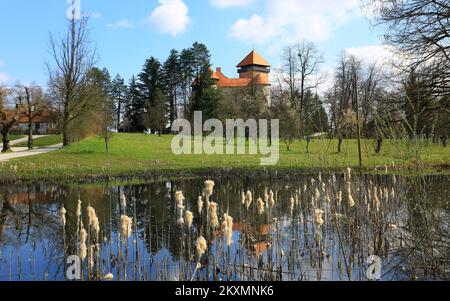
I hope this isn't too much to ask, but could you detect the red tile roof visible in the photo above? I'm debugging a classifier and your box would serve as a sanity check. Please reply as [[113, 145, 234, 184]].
[[237, 50, 271, 68]]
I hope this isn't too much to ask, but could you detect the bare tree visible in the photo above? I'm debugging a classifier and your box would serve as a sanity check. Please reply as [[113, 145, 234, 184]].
[[368, 0, 450, 95], [296, 41, 325, 134], [0, 87, 18, 153], [15, 84, 50, 149], [47, 10, 96, 146]]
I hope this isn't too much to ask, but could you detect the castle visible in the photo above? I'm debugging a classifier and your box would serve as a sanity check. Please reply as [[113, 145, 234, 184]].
[[197, 50, 271, 105]]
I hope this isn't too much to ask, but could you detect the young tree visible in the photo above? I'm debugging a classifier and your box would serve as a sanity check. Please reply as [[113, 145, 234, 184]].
[[47, 12, 96, 146]]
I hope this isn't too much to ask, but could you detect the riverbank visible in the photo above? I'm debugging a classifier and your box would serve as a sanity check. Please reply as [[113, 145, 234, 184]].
[[0, 133, 448, 183]]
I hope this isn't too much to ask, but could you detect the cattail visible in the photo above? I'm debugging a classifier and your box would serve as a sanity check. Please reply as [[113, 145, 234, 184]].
[[269, 190, 275, 208], [337, 191, 343, 205], [384, 187, 389, 201], [290, 197, 295, 214], [88, 245, 94, 268], [209, 202, 219, 228], [391, 187, 395, 200], [204, 180, 215, 198], [196, 236, 207, 258], [345, 167, 352, 180], [86, 206, 100, 239], [245, 191, 253, 209], [315, 209, 325, 226], [60, 206, 66, 227], [347, 182, 355, 208], [104, 273, 114, 281], [314, 188, 321, 202], [120, 192, 127, 209], [177, 208, 185, 225], [373, 186, 380, 211], [225, 215, 233, 247], [175, 191, 185, 209], [80, 227, 87, 261], [264, 191, 269, 208], [76, 199, 82, 218], [241, 191, 245, 205], [186, 210, 193, 228], [321, 182, 326, 192], [393, 174, 397, 185], [197, 196, 203, 215], [257, 198, 265, 215], [120, 215, 133, 241], [388, 224, 398, 230]]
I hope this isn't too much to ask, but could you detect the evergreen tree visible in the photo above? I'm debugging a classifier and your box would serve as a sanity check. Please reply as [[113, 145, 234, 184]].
[[137, 57, 163, 131], [110, 74, 127, 131], [191, 64, 221, 121], [162, 49, 180, 125], [123, 76, 141, 132]]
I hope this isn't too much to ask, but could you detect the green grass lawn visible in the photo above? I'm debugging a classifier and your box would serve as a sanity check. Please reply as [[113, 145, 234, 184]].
[[10, 135, 25, 141], [14, 135, 63, 148], [1, 133, 449, 181]]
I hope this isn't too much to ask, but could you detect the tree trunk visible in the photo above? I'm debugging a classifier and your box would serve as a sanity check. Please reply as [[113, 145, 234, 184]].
[[63, 104, 70, 147], [375, 138, 383, 154], [27, 121, 33, 149], [441, 135, 447, 147], [1, 130, 11, 153], [337, 135, 343, 153]]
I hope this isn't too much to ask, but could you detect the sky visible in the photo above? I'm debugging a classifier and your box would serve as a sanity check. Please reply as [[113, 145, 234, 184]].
[[0, 0, 390, 88]]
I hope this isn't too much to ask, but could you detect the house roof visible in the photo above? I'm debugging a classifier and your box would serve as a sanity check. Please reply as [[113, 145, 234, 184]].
[[215, 68, 269, 87], [237, 50, 271, 68], [4, 110, 58, 124]]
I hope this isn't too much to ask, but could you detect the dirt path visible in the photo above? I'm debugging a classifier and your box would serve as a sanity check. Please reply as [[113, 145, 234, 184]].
[[0, 143, 63, 162]]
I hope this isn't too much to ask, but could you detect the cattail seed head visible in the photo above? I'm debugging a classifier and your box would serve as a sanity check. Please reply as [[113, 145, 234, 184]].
[[269, 190, 275, 208], [186, 210, 193, 228], [60, 206, 66, 227], [76, 199, 82, 218], [315, 209, 325, 226], [120, 192, 127, 209], [257, 198, 265, 215], [120, 215, 133, 241], [204, 180, 215, 198], [209, 202, 219, 228], [245, 191, 253, 209], [241, 191, 245, 205], [197, 195, 204, 215], [196, 236, 207, 258]]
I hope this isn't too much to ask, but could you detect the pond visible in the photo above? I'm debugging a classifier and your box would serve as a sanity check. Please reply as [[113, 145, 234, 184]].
[[0, 172, 448, 281]]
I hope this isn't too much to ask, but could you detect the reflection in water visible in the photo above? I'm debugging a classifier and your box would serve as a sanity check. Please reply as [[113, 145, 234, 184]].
[[0, 173, 448, 281]]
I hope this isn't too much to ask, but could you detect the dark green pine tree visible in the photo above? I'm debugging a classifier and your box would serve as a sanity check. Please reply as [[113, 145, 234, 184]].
[[124, 75, 141, 132], [191, 64, 221, 121], [110, 74, 127, 131], [179, 48, 195, 115], [162, 49, 180, 125], [137, 57, 163, 131]]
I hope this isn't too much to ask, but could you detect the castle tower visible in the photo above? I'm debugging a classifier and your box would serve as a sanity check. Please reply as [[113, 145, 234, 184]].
[[236, 50, 271, 86]]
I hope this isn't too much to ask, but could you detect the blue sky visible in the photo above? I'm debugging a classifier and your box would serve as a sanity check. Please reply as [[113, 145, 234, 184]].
[[0, 0, 387, 88]]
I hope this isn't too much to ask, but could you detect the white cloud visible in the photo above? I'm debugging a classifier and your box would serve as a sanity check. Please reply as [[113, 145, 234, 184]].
[[344, 45, 408, 70], [85, 12, 102, 19], [0, 73, 10, 85], [146, 0, 191, 37], [210, 0, 255, 8], [107, 19, 135, 29], [0, 60, 4, 67], [229, 0, 362, 44]]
